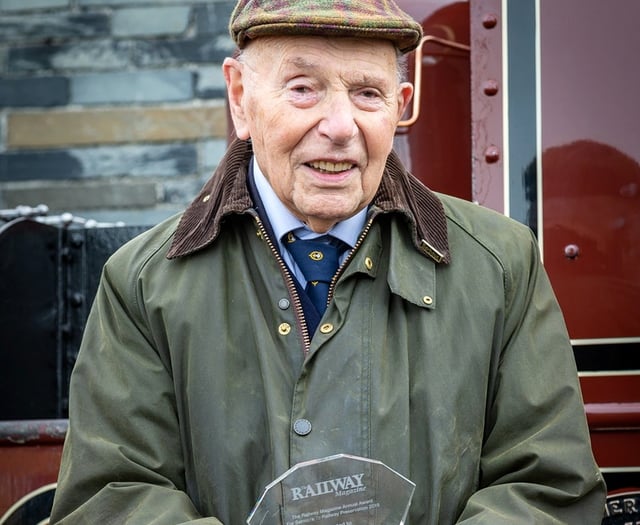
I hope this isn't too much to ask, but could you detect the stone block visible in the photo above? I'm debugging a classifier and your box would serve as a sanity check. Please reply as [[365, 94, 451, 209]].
[[0, 144, 198, 182], [0, 179, 158, 210], [70, 69, 193, 105], [112, 6, 190, 38], [161, 176, 202, 204], [56, 207, 182, 227], [7, 103, 227, 148], [0, 0, 69, 10], [0, 13, 109, 44], [9, 34, 233, 73], [79, 0, 197, 5], [9, 40, 132, 72], [0, 76, 69, 107], [0, 150, 85, 181], [195, 66, 225, 99], [202, 139, 227, 170], [194, 2, 236, 36], [132, 35, 233, 68]]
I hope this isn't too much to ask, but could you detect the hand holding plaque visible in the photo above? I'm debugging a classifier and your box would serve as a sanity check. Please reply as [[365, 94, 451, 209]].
[[247, 454, 415, 525]]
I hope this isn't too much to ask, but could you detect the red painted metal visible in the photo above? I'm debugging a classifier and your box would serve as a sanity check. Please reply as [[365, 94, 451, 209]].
[[539, 0, 640, 340], [581, 373, 640, 461], [462, 0, 640, 489], [469, 0, 504, 212], [394, 0, 472, 201], [0, 420, 66, 516], [590, 432, 640, 470], [581, 375, 640, 467], [535, 0, 640, 482], [581, 375, 640, 405]]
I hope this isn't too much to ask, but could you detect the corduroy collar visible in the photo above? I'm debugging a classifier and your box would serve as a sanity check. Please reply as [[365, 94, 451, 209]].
[[167, 139, 450, 264]]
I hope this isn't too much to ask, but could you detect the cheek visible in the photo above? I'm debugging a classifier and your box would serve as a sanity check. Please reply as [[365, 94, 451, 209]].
[[361, 171, 384, 201], [250, 111, 299, 158], [362, 112, 397, 149], [363, 122, 396, 167], [360, 124, 395, 196]]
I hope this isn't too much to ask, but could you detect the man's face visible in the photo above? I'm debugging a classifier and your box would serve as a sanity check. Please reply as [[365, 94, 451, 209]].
[[224, 36, 413, 233]]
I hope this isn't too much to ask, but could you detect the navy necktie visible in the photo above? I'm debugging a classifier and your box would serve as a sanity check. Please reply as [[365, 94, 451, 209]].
[[286, 234, 342, 315]]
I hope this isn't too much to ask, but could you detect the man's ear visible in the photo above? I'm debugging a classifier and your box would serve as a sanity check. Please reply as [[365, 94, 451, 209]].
[[396, 81, 414, 122], [223, 57, 251, 140]]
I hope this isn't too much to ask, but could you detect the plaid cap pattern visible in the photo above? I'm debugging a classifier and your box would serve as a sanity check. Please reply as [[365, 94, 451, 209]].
[[229, 0, 424, 54]]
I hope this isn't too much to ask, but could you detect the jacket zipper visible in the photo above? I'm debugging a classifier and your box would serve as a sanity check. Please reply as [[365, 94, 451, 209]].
[[252, 214, 312, 355]]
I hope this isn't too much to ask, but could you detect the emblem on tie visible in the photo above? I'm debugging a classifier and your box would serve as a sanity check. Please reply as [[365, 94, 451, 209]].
[[286, 233, 345, 318]]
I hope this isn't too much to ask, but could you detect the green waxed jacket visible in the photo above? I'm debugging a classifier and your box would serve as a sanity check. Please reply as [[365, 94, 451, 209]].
[[51, 139, 606, 524]]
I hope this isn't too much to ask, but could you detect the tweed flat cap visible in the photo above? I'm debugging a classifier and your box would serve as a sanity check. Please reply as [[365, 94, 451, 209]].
[[229, 0, 424, 54]]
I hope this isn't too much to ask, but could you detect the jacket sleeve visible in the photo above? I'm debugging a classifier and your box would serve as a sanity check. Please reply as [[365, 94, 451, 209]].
[[49, 250, 223, 525], [455, 229, 606, 524]]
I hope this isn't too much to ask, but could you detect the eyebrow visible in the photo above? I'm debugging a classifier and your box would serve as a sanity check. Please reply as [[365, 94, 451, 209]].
[[284, 56, 391, 87], [285, 56, 319, 71]]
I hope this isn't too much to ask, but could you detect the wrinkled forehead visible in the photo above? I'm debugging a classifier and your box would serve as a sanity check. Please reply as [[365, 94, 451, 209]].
[[239, 36, 405, 91], [241, 35, 399, 70]]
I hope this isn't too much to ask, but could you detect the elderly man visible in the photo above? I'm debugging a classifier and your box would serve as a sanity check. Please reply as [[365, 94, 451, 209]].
[[50, 0, 606, 523]]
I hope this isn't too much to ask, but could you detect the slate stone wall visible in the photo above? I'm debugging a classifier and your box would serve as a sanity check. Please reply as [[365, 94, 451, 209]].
[[0, 0, 235, 224]]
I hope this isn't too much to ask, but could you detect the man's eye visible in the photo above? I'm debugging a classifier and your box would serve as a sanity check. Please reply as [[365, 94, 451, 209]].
[[359, 89, 382, 100], [291, 85, 311, 94]]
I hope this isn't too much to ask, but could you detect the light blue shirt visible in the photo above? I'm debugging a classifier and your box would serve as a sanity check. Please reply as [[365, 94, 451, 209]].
[[252, 157, 367, 285]]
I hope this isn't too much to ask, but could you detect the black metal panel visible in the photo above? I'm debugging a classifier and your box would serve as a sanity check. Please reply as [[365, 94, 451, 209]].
[[574, 343, 640, 372], [59, 225, 149, 414], [0, 483, 56, 525], [0, 214, 149, 420], [0, 219, 60, 420]]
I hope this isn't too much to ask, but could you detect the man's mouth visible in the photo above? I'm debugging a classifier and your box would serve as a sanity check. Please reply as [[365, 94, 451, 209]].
[[307, 160, 355, 173]]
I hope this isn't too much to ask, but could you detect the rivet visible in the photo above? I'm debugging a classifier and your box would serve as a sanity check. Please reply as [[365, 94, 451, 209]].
[[70, 292, 84, 307], [278, 322, 291, 335], [278, 298, 290, 310], [61, 247, 73, 262], [482, 14, 498, 29], [202, 194, 211, 203], [70, 233, 84, 248], [484, 146, 500, 164], [364, 257, 373, 270], [564, 244, 580, 259], [423, 296, 433, 306], [319, 323, 334, 334], [483, 79, 499, 96], [60, 323, 72, 338]]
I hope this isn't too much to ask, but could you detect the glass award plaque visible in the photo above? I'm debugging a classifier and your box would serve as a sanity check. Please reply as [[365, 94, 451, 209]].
[[247, 454, 415, 525]]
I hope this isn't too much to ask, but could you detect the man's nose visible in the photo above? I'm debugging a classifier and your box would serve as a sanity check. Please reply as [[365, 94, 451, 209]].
[[317, 93, 358, 144]]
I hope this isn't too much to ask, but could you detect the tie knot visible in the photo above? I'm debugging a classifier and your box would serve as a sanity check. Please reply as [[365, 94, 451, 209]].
[[286, 235, 341, 284]]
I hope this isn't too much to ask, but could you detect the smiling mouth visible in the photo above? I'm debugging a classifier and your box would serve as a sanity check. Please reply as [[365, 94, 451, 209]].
[[307, 160, 355, 173]]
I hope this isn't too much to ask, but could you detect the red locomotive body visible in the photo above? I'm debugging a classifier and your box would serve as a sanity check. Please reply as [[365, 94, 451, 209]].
[[395, 0, 640, 495]]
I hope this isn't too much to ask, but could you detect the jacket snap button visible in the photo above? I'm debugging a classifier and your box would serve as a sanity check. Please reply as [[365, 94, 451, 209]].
[[278, 298, 290, 310], [364, 257, 373, 270], [293, 418, 312, 436], [278, 322, 291, 335], [319, 323, 334, 334]]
